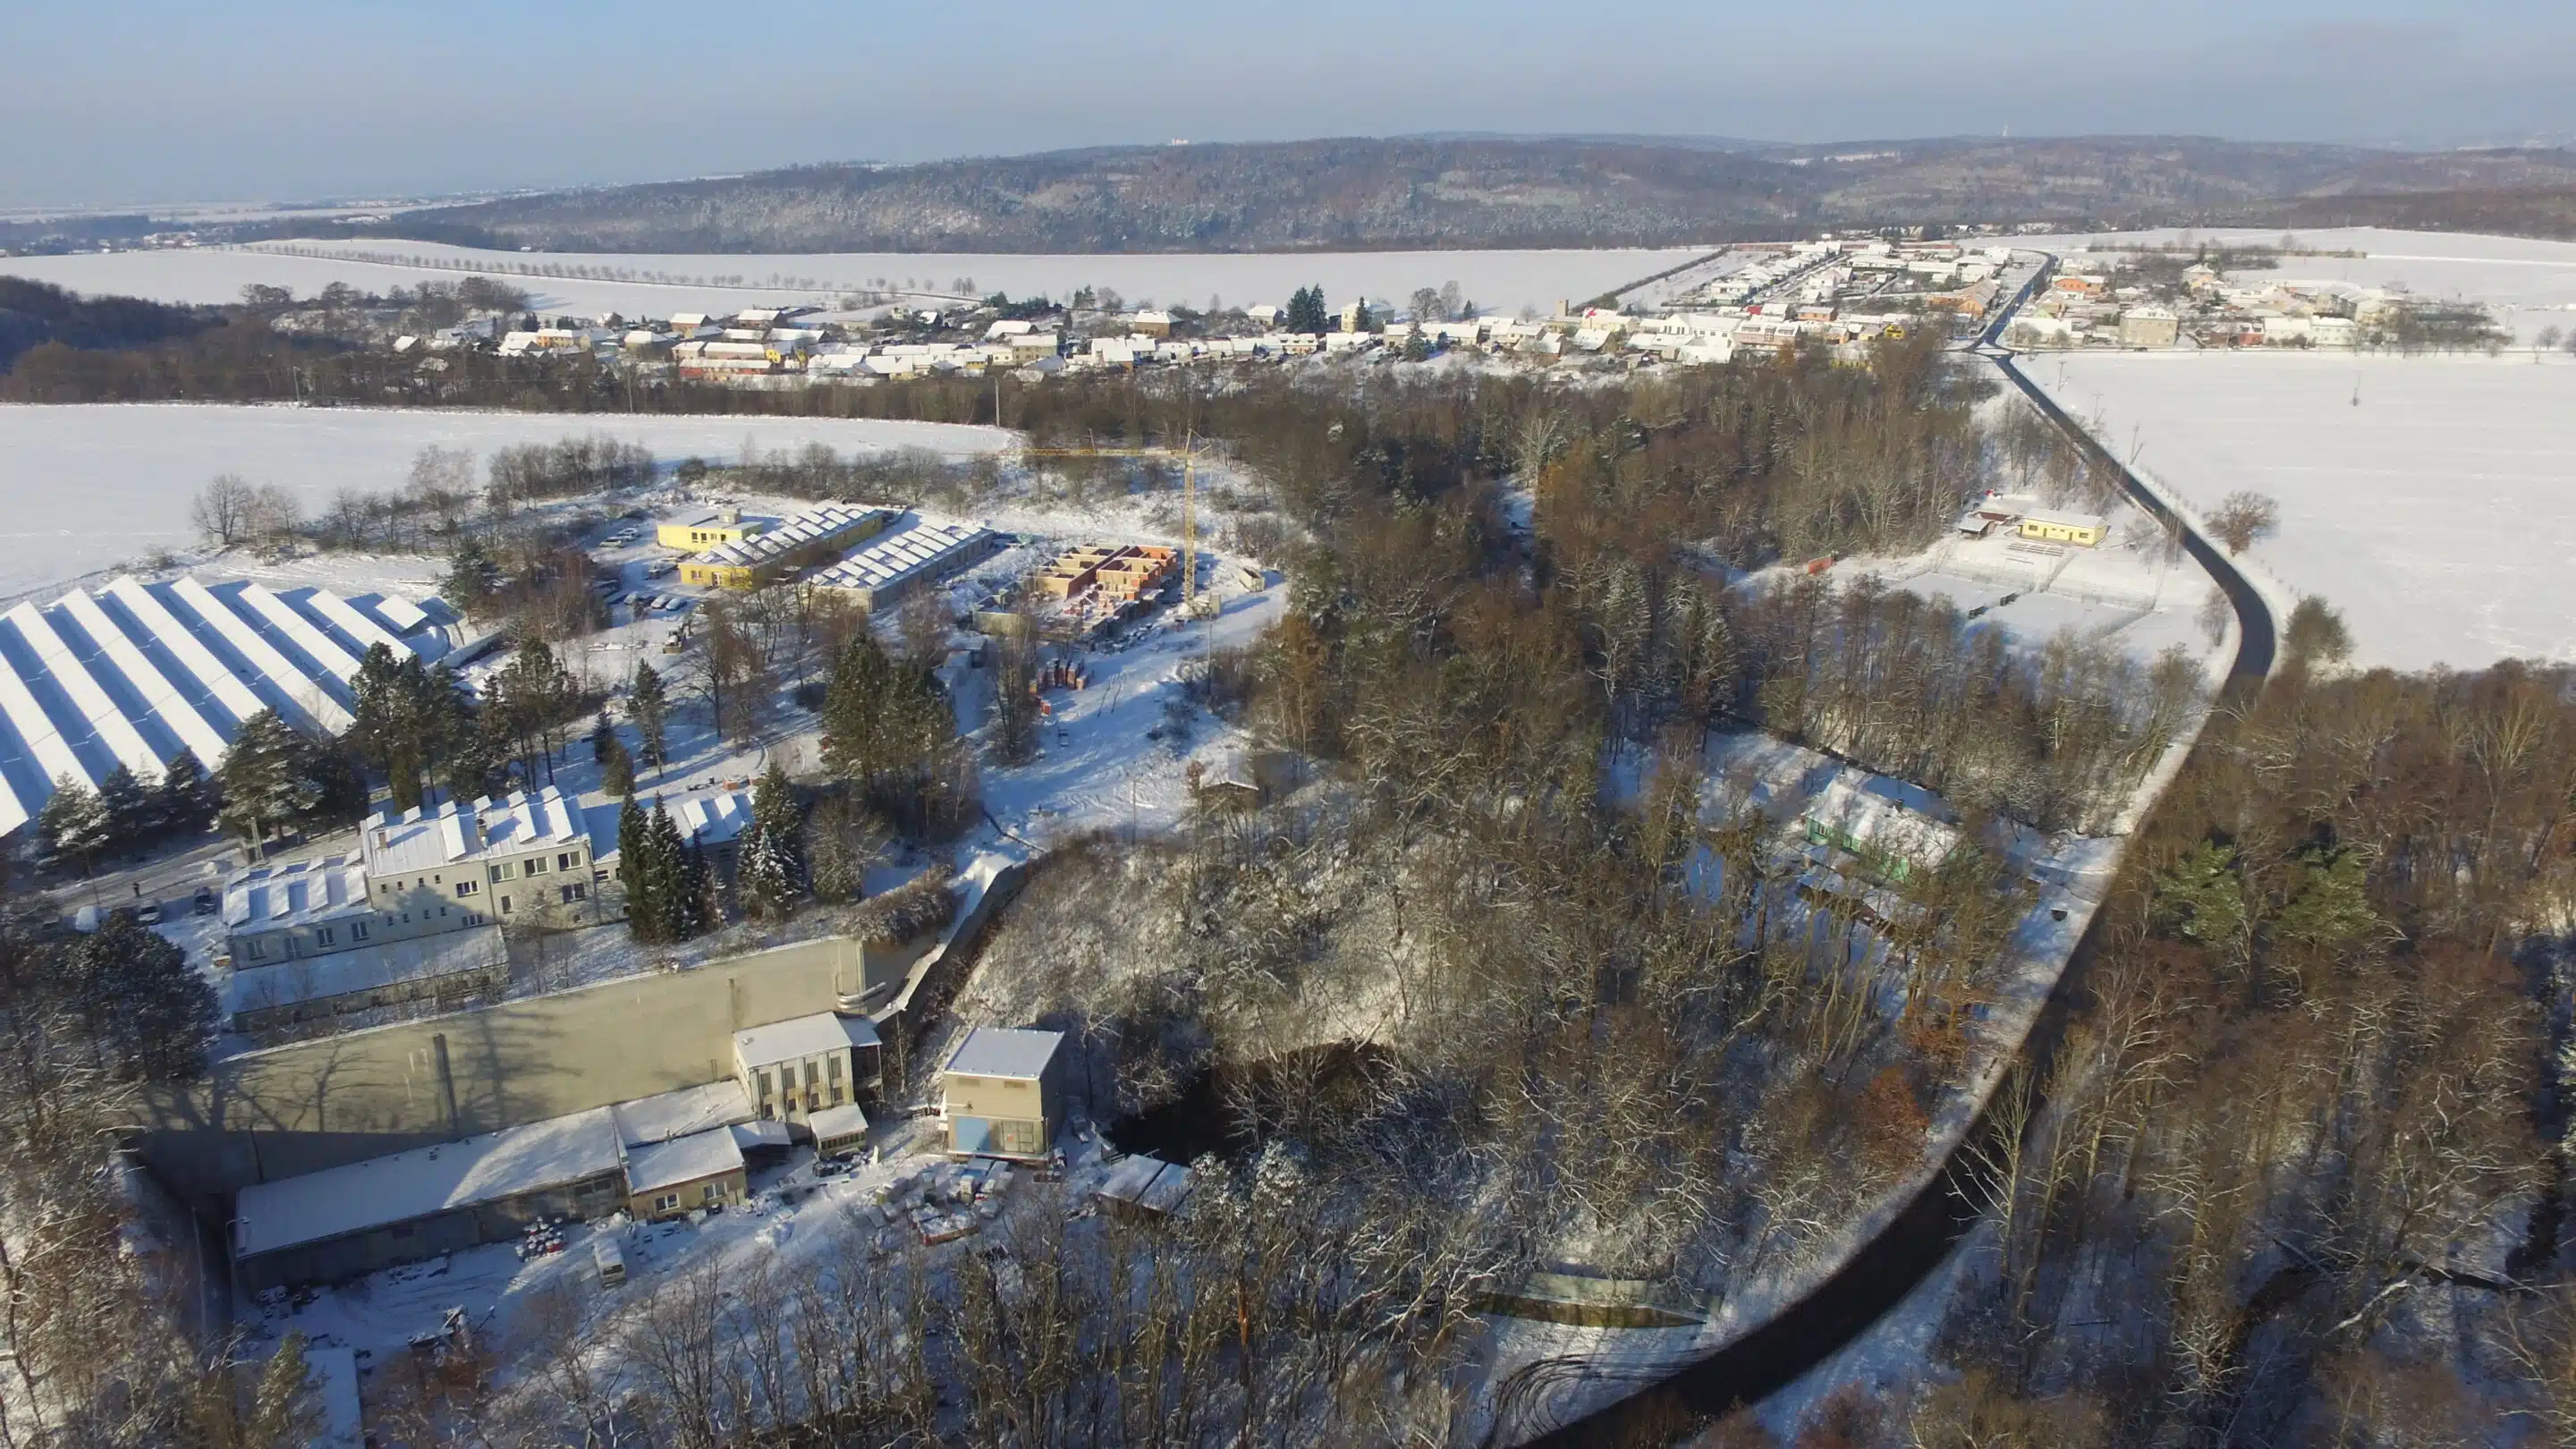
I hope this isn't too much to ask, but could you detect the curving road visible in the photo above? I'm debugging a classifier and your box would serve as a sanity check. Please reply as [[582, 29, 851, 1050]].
[[1508, 254, 2275, 1448]]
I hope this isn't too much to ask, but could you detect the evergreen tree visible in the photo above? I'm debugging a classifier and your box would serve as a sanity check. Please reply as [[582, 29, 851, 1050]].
[[629, 661, 669, 770], [2150, 839, 2249, 955], [94, 765, 153, 851], [2273, 846, 2377, 953], [154, 747, 213, 835], [674, 837, 713, 940], [739, 822, 796, 921], [442, 537, 504, 620], [36, 775, 111, 874], [69, 908, 216, 1081], [1286, 284, 1329, 335], [598, 726, 635, 799], [616, 794, 657, 941], [216, 710, 321, 852], [643, 801, 691, 941]]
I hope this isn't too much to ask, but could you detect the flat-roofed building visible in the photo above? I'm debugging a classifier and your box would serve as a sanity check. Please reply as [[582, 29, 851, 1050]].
[[228, 924, 508, 1035], [656, 507, 769, 552], [623, 1129, 745, 1220], [938, 1026, 1065, 1161], [679, 502, 892, 589], [733, 1011, 882, 1126], [2017, 511, 2108, 547], [231, 1107, 627, 1291]]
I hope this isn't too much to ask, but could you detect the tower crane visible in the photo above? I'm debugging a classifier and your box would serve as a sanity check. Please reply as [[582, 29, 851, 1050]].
[[1014, 442, 1212, 614]]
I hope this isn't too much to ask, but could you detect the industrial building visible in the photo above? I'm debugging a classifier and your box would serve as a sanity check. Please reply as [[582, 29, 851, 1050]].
[[226, 925, 508, 1035], [937, 1026, 1066, 1161], [655, 507, 768, 552], [0, 577, 450, 838], [733, 1011, 882, 1126], [677, 503, 891, 589], [805, 517, 1004, 611]]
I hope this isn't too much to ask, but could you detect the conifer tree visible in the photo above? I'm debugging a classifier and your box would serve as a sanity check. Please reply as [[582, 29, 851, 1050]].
[[616, 794, 657, 940], [95, 764, 152, 848], [155, 747, 213, 834], [36, 775, 111, 874], [629, 661, 669, 770], [216, 710, 321, 852]]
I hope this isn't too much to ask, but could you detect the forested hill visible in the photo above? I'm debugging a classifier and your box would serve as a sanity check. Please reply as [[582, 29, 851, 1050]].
[[372, 135, 2576, 253], [0, 279, 219, 374]]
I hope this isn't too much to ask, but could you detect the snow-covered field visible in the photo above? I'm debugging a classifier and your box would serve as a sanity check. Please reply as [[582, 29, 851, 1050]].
[[1, 242, 1706, 321], [2030, 351, 2576, 671], [2019, 225, 2576, 343], [0, 405, 1008, 601]]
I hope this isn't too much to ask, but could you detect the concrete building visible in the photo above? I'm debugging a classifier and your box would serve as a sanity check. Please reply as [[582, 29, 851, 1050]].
[[733, 1011, 882, 1126], [2017, 511, 2108, 547], [623, 1130, 745, 1220], [363, 786, 595, 924], [938, 1026, 1065, 1160], [228, 925, 508, 1035], [656, 507, 768, 552], [679, 503, 891, 590], [2119, 306, 2181, 349], [224, 858, 400, 965], [231, 1107, 628, 1292]]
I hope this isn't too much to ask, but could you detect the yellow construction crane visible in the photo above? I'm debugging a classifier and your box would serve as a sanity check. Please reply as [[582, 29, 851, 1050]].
[[1015, 442, 1211, 614]]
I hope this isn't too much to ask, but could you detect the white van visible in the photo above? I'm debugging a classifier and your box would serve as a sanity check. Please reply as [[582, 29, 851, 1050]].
[[592, 1238, 626, 1287]]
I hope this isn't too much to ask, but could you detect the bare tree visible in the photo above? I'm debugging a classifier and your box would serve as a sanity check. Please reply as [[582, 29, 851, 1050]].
[[2206, 490, 2280, 555], [190, 473, 256, 547]]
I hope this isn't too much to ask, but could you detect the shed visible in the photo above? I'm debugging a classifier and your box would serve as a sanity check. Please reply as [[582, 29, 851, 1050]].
[[1096, 1154, 1193, 1218], [807, 1103, 872, 1159]]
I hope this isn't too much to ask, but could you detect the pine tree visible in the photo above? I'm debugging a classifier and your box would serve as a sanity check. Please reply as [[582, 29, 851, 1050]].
[[617, 795, 657, 941], [155, 747, 213, 834], [216, 710, 321, 852], [241, 1330, 320, 1446], [70, 908, 216, 1081], [599, 729, 636, 799], [674, 836, 712, 940], [94, 765, 153, 852], [442, 537, 504, 620], [739, 823, 796, 921], [37, 775, 112, 874], [630, 661, 669, 770], [644, 801, 691, 941]]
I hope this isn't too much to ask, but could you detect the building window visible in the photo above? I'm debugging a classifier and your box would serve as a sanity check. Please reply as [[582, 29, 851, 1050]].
[[560, 885, 584, 904], [826, 1055, 843, 1082], [559, 851, 581, 871], [701, 1182, 722, 1204], [804, 1061, 819, 1088], [652, 1193, 678, 1214], [489, 863, 513, 882], [499, 896, 512, 914], [757, 1069, 773, 1098], [829, 1082, 843, 1106], [244, 938, 264, 960], [352, 921, 369, 941], [456, 879, 479, 897], [526, 856, 550, 877]]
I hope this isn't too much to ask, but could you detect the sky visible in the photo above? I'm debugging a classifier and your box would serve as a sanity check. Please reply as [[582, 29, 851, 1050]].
[[4, 0, 2574, 209]]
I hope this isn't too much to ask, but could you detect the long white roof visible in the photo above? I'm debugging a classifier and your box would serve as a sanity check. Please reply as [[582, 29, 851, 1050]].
[[623, 1128, 743, 1196], [806, 518, 997, 597], [234, 1106, 623, 1258], [689, 503, 887, 570], [733, 1011, 879, 1068]]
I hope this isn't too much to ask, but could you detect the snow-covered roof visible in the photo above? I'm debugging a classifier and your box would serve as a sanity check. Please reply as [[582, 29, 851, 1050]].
[[944, 1026, 1062, 1080], [1097, 1154, 1192, 1214], [613, 1080, 755, 1148], [228, 925, 506, 1019], [733, 1011, 880, 1068], [805, 1103, 870, 1142], [623, 1127, 743, 1196], [2021, 510, 2106, 531], [583, 787, 754, 864], [806, 518, 999, 600], [224, 856, 371, 932], [233, 1106, 623, 1259], [688, 502, 888, 571], [363, 787, 583, 877]]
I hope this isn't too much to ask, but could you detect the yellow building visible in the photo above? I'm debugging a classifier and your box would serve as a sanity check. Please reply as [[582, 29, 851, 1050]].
[[677, 503, 891, 589], [656, 508, 767, 552], [938, 1027, 1065, 1160], [2018, 511, 2108, 547], [623, 1130, 746, 1221]]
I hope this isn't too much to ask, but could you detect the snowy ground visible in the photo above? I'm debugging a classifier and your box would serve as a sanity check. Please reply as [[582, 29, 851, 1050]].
[[2, 242, 1707, 322], [2029, 350, 2576, 671], [2017, 225, 2576, 344], [0, 404, 1010, 603], [1743, 485, 2221, 672]]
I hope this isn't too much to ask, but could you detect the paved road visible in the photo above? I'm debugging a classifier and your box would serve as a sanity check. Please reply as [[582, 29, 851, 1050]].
[[1508, 251, 2277, 1448]]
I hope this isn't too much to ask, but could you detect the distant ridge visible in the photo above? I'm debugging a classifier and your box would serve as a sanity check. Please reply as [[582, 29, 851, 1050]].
[[284, 135, 2576, 255]]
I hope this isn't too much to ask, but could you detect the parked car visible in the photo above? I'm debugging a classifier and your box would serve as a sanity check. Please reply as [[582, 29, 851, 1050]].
[[136, 902, 163, 925], [193, 888, 218, 916]]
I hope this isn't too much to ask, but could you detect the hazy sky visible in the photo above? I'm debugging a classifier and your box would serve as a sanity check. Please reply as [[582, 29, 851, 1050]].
[[5, 0, 2573, 208]]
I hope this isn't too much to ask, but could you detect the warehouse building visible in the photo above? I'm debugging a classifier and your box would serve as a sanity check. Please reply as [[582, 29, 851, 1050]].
[[0, 577, 448, 839], [678, 503, 891, 589], [805, 517, 1003, 612]]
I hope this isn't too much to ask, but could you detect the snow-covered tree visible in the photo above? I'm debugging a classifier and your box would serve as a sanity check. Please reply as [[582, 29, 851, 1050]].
[[37, 775, 112, 873]]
